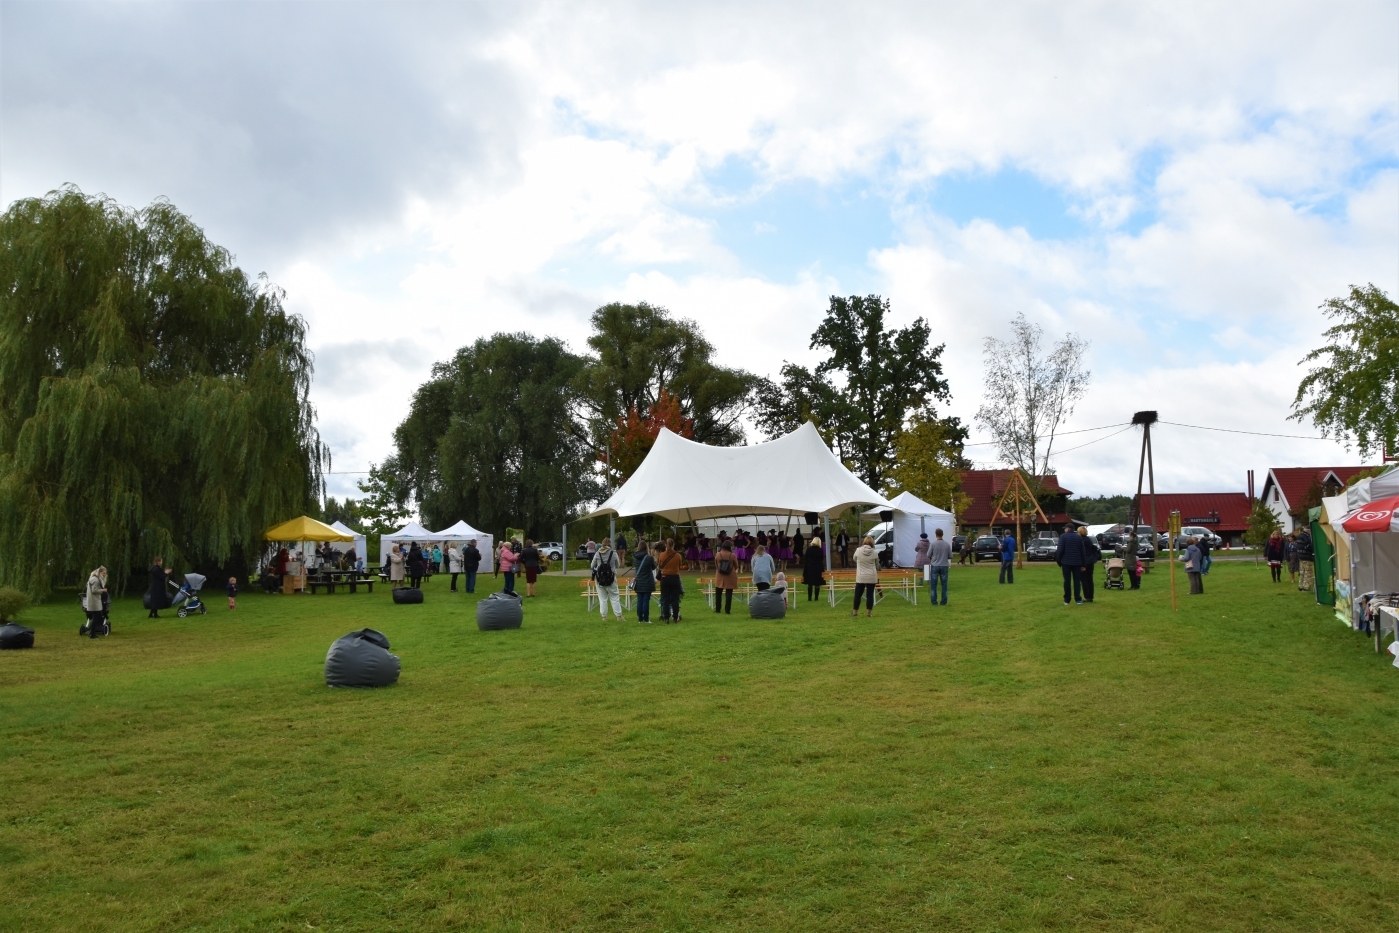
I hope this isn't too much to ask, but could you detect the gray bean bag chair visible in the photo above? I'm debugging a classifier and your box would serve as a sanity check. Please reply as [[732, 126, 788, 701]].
[[0, 622, 34, 649], [477, 592, 523, 630], [325, 628, 400, 687], [748, 589, 787, 619]]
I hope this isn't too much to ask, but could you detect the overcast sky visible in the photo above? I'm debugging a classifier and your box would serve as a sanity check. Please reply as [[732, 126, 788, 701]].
[[3, 1, 1396, 501]]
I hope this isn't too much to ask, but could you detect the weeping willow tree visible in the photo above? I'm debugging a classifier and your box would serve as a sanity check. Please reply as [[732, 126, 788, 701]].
[[0, 186, 326, 596]]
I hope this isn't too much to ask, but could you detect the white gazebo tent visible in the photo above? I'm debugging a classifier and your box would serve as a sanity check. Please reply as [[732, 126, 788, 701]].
[[862, 491, 955, 569], [378, 520, 438, 566], [433, 520, 494, 567], [588, 421, 893, 524], [327, 521, 368, 567]]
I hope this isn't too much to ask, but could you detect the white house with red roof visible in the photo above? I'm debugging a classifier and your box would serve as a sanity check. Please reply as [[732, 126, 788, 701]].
[[1259, 467, 1373, 533]]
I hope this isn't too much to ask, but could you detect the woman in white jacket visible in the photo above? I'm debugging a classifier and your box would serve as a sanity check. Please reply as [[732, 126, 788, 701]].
[[851, 536, 879, 618], [447, 544, 463, 592], [84, 566, 107, 637]]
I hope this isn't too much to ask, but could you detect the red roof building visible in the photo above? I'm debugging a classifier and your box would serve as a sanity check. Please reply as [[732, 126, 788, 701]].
[[958, 470, 1073, 534], [1260, 466, 1373, 533], [1132, 492, 1252, 545]]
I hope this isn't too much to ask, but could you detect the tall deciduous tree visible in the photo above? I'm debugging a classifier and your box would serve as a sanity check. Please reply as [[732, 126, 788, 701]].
[[975, 312, 1089, 490], [885, 414, 971, 515], [0, 187, 325, 595], [580, 302, 752, 451], [1293, 284, 1399, 456], [754, 295, 950, 491], [608, 389, 694, 485], [387, 333, 600, 539]]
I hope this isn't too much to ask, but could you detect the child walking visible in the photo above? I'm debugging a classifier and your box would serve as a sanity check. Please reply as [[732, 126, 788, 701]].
[[227, 576, 238, 610]]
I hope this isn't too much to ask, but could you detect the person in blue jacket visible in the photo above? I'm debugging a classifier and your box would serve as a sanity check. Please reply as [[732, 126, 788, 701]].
[[1054, 524, 1086, 605], [999, 532, 1016, 584]]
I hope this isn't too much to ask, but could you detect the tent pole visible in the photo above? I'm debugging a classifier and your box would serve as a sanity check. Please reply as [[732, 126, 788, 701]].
[[610, 516, 615, 547], [824, 513, 833, 606], [562, 523, 568, 576]]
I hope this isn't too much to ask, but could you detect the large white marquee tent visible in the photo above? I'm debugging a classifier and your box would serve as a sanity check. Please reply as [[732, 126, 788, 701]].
[[589, 421, 893, 523]]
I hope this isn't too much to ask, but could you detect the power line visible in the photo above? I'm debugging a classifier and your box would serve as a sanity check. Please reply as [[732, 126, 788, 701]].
[[961, 421, 1130, 448], [1157, 420, 1332, 441]]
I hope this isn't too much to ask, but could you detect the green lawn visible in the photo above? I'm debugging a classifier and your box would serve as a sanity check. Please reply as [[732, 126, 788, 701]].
[[1, 561, 1395, 932]]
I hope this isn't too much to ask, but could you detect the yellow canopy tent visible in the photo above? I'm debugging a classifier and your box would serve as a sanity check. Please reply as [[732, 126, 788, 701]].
[[263, 516, 354, 542]]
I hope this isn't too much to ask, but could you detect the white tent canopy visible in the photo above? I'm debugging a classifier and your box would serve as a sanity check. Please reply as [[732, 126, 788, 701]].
[[1344, 465, 1399, 512], [863, 491, 955, 568], [379, 521, 438, 565], [434, 520, 494, 566], [589, 421, 893, 522], [326, 521, 368, 567]]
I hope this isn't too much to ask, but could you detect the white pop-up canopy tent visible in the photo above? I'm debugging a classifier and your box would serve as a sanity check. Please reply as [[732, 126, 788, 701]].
[[588, 421, 893, 522], [326, 521, 368, 566], [434, 520, 494, 565], [862, 491, 955, 568], [379, 521, 438, 565]]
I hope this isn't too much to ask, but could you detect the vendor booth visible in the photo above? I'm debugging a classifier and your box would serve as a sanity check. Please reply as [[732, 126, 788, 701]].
[[263, 516, 355, 593], [862, 491, 955, 569], [434, 520, 494, 569], [378, 521, 437, 566], [327, 521, 368, 569], [588, 421, 897, 608]]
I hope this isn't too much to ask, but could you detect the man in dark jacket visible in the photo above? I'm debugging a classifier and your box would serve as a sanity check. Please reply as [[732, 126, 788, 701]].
[[147, 556, 171, 618], [1055, 525, 1086, 605], [462, 540, 482, 594], [1077, 526, 1101, 603]]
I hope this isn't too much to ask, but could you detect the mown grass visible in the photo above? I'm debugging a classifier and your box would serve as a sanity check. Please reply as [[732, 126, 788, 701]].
[[1, 560, 1395, 932]]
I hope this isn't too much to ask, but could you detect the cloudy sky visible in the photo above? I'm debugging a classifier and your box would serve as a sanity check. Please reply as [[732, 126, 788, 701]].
[[3, 1, 1396, 501]]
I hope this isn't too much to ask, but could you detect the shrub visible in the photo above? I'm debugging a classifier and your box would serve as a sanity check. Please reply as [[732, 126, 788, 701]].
[[0, 587, 27, 622]]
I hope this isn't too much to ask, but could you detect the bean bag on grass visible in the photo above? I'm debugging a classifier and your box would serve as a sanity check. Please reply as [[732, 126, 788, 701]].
[[747, 589, 787, 619], [325, 628, 400, 687], [0, 622, 34, 649], [477, 592, 523, 630]]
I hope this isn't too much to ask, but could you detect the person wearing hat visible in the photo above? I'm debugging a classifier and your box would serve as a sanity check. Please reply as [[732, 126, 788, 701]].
[[914, 532, 930, 575]]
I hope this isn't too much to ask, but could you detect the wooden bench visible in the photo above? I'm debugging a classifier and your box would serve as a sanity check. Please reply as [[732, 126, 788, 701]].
[[308, 575, 375, 594], [694, 576, 795, 609], [818, 569, 921, 607], [579, 577, 632, 612]]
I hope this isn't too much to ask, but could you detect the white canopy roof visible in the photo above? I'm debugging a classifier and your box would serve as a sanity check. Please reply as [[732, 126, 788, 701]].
[[589, 421, 893, 522], [382, 521, 435, 540], [327, 521, 368, 563], [433, 520, 489, 541], [862, 490, 953, 518]]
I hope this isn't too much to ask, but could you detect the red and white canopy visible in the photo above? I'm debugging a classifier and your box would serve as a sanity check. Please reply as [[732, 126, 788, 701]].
[[1340, 495, 1399, 533]]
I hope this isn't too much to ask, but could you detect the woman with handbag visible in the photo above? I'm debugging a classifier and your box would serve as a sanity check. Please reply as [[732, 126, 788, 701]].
[[632, 544, 657, 623], [713, 540, 738, 615], [657, 542, 685, 623]]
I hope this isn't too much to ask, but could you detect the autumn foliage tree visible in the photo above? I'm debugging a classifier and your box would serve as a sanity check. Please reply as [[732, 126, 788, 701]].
[[607, 389, 693, 485]]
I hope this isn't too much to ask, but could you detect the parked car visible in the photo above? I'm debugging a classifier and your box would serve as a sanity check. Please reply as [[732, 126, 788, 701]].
[[1115, 526, 1156, 560], [1097, 531, 1124, 551], [575, 544, 594, 560], [1026, 537, 1058, 561], [951, 535, 967, 552], [1175, 526, 1223, 550], [972, 535, 1002, 561], [537, 541, 565, 561]]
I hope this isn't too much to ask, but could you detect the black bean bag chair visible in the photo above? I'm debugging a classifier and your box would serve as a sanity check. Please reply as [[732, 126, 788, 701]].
[[748, 589, 787, 619], [325, 629, 400, 687], [0, 622, 34, 649], [392, 587, 423, 604], [476, 592, 523, 630]]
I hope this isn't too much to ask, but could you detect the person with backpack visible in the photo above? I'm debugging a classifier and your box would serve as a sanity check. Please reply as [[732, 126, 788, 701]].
[[713, 539, 738, 614], [632, 543, 657, 623], [657, 541, 685, 623], [590, 538, 624, 620]]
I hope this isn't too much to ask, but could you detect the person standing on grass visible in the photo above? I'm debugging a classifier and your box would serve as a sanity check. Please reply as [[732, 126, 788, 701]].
[[389, 545, 405, 587], [793, 529, 805, 566], [1055, 524, 1086, 605], [851, 536, 879, 617], [447, 542, 462, 591], [802, 535, 825, 601], [85, 566, 107, 635], [1078, 526, 1100, 603], [927, 528, 952, 605], [1186, 538, 1204, 595], [499, 541, 520, 594], [632, 543, 657, 624], [521, 539, 541, 597], [1264, 531, 1285, 583], [1296, 527, 1314, 592], [657, 541, 685, 623], [836, 527, 850, 568], [407, 543, 426, 589], [1285, 532, 1299, 584], [1199, 534, 1213, 575], [751, 544, 776, 591], [999, 531, 1016, 584], [147, 556, 171, 618], [462, 539, 481, 593], [615, 532, 628, 574], [714, 539, 738, 614], [591, 538, 624, 621], [914, 533, 931, 576]]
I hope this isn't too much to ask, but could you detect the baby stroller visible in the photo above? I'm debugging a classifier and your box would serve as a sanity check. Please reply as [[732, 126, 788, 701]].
[[78, 593, 111, 637], [1104, 557, 1125, 591], [170, 573, 208, 617]]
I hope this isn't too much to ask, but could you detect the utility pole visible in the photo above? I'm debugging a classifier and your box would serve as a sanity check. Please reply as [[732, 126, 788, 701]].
[[1126, 411, 1165, 603]]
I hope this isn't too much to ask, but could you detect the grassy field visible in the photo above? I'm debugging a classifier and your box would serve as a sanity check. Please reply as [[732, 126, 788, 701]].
[[1, 560, 1396, 932]]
